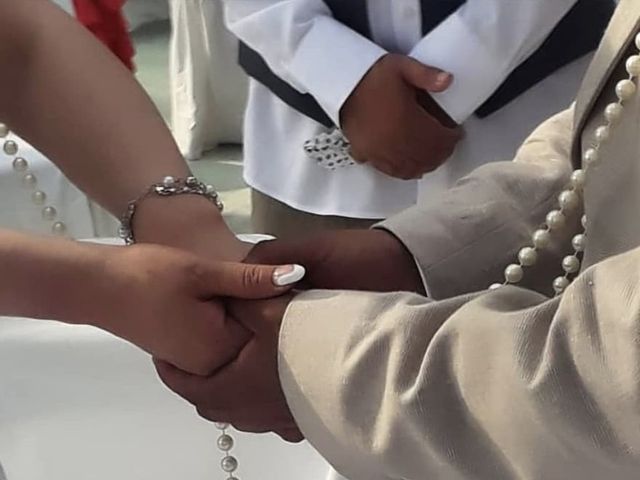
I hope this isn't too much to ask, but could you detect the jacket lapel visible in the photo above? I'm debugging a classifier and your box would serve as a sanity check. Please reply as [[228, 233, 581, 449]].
[[572, 0, 640, 165]]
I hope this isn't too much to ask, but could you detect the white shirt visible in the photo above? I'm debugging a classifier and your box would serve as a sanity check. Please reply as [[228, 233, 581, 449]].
[[224, 0, 586, 219]]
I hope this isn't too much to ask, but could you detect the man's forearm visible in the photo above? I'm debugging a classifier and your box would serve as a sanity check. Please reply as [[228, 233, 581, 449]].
[[0, 0, 193, 217]]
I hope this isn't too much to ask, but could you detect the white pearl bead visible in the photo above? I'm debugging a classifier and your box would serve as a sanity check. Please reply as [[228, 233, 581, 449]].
[[205, 184, 216, 195], [553, 276, 570, 294], [51, 221, 67, 236], [505, 264, 524, 284], [532, 229, 551, 249], [0, 123, 9, 138], [12, 157, 28, 172], [570, 169, 585, 190], [3, 140, 18, 155], [604, 103, 624, 124], [162, 176, 176, 187], [627, 55, 640, 76], [558, 190, 580, 211], [518, 247, 538, 267], [221, 456, 238, 473], [489, 283, 503, 290], [42, 206, 57, 221], [215, 422, 230, 430], [31, 190, 46, 205], [581, 215, 587, 229], [217, 434, 234, 451], [562, 255, 580, 274], [21, 173, 37, 188], [616, 79, 636, 101], [546, 210, 566, 230], [583, 147, 599, 165], [595, 125, 611, 143], [572, 233, 586, 252]]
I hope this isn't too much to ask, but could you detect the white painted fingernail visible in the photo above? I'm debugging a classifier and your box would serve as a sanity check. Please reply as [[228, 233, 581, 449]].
[[273, 264, 306, 287]]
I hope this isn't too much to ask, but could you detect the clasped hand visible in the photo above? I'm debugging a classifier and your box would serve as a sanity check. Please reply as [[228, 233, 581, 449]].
[[341, 54, 463, 179], [97, 241, 303, 442], [153, 229, 425, 443]]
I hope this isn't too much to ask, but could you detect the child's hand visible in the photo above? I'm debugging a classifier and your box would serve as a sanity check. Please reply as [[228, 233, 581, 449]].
[[341, 54, 462, 179]]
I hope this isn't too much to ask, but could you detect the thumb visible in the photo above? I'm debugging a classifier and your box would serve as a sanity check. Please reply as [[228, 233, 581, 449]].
[[399, 57, 452, 93], [198, 261, 305, 299]]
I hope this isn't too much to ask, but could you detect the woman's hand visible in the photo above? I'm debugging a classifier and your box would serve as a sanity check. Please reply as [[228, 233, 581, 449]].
[[132, 195, 251, 263], [93, 244, 303, 375]]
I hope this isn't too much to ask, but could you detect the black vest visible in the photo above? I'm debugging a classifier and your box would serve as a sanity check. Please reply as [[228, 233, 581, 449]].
[[239, 0, 615, 128]]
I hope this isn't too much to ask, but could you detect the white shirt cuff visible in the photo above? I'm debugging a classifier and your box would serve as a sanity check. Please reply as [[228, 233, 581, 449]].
[[409, 13, 514, 124], [288, 16, 387, 126]]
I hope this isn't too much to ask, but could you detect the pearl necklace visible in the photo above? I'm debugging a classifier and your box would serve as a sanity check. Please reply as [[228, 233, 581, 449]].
[[2, 127, 241, 479], [491, 33, 640, 295], [1, 125, 69, 237]]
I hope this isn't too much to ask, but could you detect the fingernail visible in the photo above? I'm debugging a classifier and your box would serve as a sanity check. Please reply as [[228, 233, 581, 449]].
[[436, 72, 452, 86], [273, 264, 306, 287]]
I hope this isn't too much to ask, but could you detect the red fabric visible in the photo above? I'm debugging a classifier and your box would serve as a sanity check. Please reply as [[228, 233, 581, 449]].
[[72, 0, 135, 71]]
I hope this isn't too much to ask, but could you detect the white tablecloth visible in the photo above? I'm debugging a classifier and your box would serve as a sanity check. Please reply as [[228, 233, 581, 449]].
[[0, 237, 327, 480]]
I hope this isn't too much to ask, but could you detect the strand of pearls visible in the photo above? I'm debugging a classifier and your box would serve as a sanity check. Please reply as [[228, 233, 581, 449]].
[[491, 32, 640, 295], [216, 422, 240, 480], [1, 124, 69, 237]]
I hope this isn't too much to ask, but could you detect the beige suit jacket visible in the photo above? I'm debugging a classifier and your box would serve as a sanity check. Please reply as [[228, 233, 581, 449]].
[[278, 1, 640, 478]]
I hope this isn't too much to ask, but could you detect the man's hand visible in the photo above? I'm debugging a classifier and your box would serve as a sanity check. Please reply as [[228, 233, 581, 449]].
[[155, 294, 302, 442], [246, 229, 425, 294], [341, 54, 462, 180], [97, 244, 304, 376]]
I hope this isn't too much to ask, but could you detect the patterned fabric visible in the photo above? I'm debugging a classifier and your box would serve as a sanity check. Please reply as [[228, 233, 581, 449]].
[[303, 129, 356, 170]]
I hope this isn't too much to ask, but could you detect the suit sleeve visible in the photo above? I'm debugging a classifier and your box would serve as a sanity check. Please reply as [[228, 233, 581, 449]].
[[279, 246, 640, 479], [379, 107, 577, 300]]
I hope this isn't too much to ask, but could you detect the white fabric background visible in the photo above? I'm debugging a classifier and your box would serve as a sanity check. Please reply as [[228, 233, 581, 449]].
[[0, 317, 327, 480], [169, 0, 248, 160]]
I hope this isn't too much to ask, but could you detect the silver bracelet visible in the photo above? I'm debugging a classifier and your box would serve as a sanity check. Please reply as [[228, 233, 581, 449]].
[[119, 175, 224, 245]]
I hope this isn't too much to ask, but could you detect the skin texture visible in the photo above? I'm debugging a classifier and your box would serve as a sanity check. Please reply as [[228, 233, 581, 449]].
[[245, 229, 425, 294]]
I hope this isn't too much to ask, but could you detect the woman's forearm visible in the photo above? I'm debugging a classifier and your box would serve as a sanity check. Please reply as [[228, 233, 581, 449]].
[[0, 0, 244, 260], [0, 0, 189, 215], [0, 229, 108, 323]]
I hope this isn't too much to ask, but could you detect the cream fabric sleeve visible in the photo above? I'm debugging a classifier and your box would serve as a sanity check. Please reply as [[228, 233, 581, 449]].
[[280, 245, 640, 479], [379, 107, 577, 299]]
